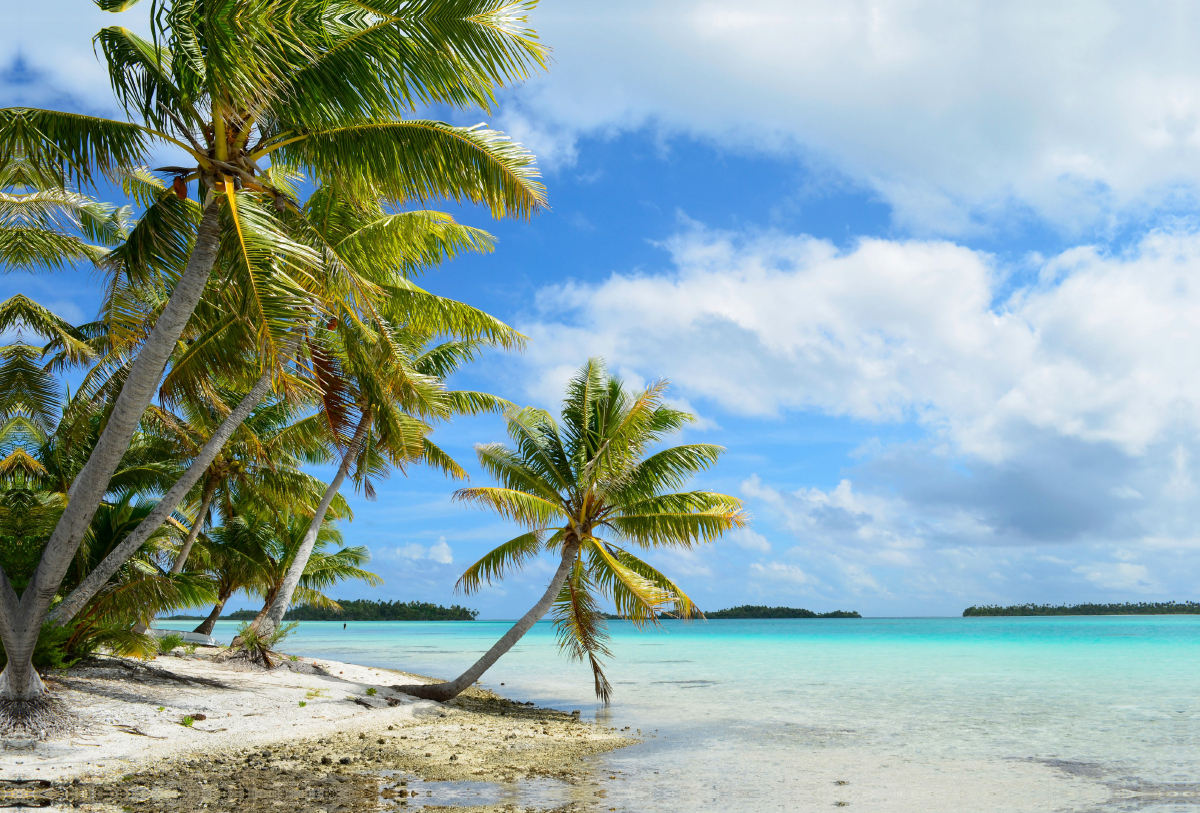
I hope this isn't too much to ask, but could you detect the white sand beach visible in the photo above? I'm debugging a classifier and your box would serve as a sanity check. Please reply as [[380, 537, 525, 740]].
[[0, 648, 630, 811]]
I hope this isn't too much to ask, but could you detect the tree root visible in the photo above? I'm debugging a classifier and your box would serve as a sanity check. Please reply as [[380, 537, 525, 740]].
[[0, 696, 79, 740], [390, 682, 456, 702], [212, 647, 276, 671]]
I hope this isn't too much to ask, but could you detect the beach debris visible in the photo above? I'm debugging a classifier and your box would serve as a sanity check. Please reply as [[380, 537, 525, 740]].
[[114, 725, 165, 739]]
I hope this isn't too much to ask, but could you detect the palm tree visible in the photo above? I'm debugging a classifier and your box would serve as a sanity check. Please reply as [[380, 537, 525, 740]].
[[47, 166, 496, 628], [0, 0, 547, 703], [395, 359, 748, 702], [187, 504, 377, 644], [245, 186, 524, 642], [61, 496, 215, 661], [187, 515, 272, 636], [238, 508, 379, 647]]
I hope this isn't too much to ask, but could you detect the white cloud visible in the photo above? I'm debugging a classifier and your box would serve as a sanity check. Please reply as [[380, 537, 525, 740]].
[[1109, 485, 1144, 500], [18, 2, 1200, 232], [507, 0, 1200, 232], [521, 222, 1200, 461], [649, 548, 713, 578], [396, 544, 428, 560], [2, 5, 150, 113], [380, 537, 453, 565], [427, 537, 454, 565], [727, 527, 772, 553], [1072, 562, 1154, 591], [749, 561, 819, 586]]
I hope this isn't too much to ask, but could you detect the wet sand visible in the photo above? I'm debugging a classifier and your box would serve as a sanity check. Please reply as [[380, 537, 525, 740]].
[[0, 650, 632, 811]]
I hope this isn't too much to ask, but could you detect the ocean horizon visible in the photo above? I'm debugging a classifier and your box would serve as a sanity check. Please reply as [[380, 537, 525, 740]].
[[198, 615, 1200, 812]]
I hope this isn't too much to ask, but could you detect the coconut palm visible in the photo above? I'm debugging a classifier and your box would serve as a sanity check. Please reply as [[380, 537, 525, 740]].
[[236, 507, 379, 659], [187, 504, 376, 644], [60, 496, 215, 661], [395, 359, 748, 702], [46, 167, 494, 628], [0, 0, 547, 703], [245, 185, 523, 641]]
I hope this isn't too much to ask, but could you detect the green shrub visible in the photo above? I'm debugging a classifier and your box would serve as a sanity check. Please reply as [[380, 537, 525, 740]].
[[0, 622, 89, 673], [298, 701, 306, 707], [180, 716, 194, 727], [235, 621, 298, 653], [156, 634, 185, 654], [365, 687, 377, 696]]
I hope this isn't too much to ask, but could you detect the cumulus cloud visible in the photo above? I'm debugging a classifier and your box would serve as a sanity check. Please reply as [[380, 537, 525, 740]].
[[19, 2, 1200, 232], [749, 561, 819, 586], [1072, 562, 1155, 592], [506, 0, 1200, 232], [381, 537, 453, 565], [726, 527, 772, 553], [521, 222, 1200, 461], [2, 6, 149, 113], [427, 537, 454, 565]]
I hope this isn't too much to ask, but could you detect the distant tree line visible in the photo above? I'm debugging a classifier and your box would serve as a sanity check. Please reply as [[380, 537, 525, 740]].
[[284, 600, 478, 621], [601, 605, 862, 620], [963, 602, 1200, 617], [167, 600, 478, 622], [706, 605, 861, 619]]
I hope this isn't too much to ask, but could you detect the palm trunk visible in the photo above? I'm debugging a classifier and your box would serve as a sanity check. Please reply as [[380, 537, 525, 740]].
[[194, 591, 231, 636], [0, 203, 223, 701], [169, 479, 217, 576], [130, 478, 220, 636], [48, 359, 278, 629], [247, 593, 274, 630], [393, 541, 580, 702], [254, 414, 370, 640]]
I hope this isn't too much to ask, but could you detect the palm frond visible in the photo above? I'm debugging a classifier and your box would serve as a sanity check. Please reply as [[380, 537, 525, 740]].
[[456, 530, 545, 594]]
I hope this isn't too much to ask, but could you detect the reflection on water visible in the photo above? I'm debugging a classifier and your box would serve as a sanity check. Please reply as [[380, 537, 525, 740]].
[[1, 773, 587, 812]]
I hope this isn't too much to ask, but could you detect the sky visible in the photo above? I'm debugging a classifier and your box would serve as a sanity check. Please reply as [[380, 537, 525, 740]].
[[7, 0, 1200, 617]]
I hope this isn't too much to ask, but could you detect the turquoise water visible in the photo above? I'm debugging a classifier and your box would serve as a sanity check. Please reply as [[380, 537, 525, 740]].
[[209, 616, 1200, 812]]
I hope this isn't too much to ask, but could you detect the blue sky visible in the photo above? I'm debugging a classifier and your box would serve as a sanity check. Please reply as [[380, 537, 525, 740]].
[[8, 1, 1200, 617]]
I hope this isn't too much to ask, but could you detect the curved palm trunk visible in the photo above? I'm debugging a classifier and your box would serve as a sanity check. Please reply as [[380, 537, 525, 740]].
[[194, 589, 232, 636], [170, 480, 218, 575], [0, 203, 223, 701], [245, 587, 277, 631], [253, 415, 370, 640], [393, 542, 580, 702], [47, 360, 277, 630], [130, 479, 219, 636]]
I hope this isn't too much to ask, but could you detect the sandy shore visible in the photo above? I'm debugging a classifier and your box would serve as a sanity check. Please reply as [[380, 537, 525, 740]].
[[0, 649, 632, 811]]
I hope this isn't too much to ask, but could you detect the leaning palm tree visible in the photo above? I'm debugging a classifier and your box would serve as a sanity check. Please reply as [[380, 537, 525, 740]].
[[235, 508, 379, 662], [395, 359, 747, 702], [0, 0, 547, 705]]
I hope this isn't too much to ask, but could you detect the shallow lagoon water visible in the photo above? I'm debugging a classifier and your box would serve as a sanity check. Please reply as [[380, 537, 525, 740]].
[[205, 616, 1200, 812]]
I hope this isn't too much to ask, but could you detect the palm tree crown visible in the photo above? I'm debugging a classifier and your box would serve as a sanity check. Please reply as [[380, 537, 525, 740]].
[[400, 358, 747, 702]]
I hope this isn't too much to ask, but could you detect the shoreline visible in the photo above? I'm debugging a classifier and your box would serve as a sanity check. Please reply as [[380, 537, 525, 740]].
[[1, 648, 634, 809]]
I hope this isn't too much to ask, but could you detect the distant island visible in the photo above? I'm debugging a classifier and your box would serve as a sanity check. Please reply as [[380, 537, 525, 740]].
[[963, 602, 1200, 617], [166, 599, 478, 622], [602, 605, 861, 620], [706, 605, 861, 619]]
